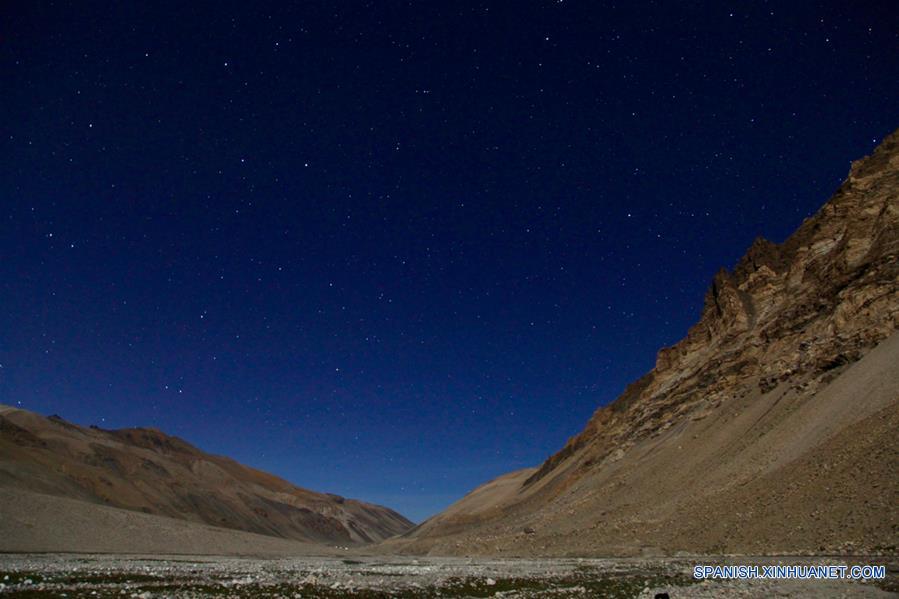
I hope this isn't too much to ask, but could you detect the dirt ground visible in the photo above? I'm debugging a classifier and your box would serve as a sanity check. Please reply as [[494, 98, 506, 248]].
[[0, 553, 895, 597]]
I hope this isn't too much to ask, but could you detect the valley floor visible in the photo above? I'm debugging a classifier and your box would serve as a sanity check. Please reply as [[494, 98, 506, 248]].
[[0, 553, 895, 598]]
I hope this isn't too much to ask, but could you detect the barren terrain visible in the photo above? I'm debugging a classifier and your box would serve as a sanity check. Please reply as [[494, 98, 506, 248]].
[[0, 406, 412, 546], [0, 553, 895, 598]]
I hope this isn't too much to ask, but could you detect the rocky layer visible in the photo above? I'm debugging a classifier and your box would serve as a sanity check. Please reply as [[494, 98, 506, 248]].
[[529, 129, 899, 489]]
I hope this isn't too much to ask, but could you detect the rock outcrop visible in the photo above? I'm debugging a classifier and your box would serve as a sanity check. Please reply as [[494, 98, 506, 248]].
[[539, 130, 898, 484], [395, 129, 899, 557]]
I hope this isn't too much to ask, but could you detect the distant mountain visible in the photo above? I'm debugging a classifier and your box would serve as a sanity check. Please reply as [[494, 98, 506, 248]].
[[396, 129, 899, 557], [0, 405, 413, 547]]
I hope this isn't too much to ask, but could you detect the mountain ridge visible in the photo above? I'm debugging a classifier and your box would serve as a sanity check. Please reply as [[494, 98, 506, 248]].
[[0, 403, 414, 548]]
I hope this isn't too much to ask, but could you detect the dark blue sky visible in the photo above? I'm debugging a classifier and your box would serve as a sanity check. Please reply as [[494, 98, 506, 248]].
[[1, 1, 897, 521]]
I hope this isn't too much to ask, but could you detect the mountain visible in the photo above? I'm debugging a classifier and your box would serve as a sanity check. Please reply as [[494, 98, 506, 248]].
[[396, 129, 899, 557], [0, 405, 413, 548], [0, 486, 337, 555]]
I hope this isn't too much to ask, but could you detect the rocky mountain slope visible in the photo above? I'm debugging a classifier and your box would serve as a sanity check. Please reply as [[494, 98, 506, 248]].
[[0, 405, 413, 546], [395, 129, 899, 557]]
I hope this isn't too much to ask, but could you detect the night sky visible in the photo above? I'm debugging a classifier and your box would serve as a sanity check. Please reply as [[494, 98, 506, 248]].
[[2, 2, 897, 522]]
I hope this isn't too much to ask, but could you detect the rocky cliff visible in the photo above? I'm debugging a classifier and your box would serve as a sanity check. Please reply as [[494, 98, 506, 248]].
[[395, 129, 899, 557]]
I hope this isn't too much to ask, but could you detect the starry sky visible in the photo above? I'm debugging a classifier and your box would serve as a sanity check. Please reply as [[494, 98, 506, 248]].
[[1, 1, 897, 522]]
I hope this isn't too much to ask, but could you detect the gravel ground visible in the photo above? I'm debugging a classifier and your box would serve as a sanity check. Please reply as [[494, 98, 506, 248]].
[[0, 554, 894, 597]]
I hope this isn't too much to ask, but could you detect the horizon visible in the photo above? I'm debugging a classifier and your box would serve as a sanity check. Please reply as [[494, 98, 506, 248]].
[[2, 1, 898, 522]]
